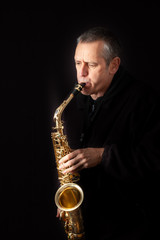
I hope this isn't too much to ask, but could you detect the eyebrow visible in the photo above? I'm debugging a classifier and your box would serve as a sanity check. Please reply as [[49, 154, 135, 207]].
[[74, 59, 97, 64]]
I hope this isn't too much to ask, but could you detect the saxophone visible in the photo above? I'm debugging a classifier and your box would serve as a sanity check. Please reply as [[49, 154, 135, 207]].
[[51, 83, 85, 240]]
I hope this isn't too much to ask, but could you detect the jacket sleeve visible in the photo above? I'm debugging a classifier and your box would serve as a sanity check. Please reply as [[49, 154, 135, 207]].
[[101, 92, 160, 181]]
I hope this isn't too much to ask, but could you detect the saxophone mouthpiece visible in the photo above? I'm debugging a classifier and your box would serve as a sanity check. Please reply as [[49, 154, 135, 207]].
[[80, 82, 86, 87], [72, 83, 86, 96]]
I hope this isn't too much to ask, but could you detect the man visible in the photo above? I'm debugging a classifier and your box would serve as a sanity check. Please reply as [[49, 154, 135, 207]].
[[58, 27, 160, 239]]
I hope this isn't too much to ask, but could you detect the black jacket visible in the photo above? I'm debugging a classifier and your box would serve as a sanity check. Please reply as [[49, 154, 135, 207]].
[[63, 66, 160, 239]]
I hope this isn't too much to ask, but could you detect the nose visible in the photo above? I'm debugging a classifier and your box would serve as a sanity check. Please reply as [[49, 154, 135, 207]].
[[80, 63, 88, 77]]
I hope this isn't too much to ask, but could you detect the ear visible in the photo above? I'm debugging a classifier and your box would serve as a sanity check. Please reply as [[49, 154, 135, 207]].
[[109, 57, 121, 75]]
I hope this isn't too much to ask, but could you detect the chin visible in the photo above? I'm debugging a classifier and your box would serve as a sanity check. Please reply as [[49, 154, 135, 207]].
[[81, 89, 91, 96]]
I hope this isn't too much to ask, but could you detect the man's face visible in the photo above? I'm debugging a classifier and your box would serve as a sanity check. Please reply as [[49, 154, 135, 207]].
[[74, 40, 113, 100]]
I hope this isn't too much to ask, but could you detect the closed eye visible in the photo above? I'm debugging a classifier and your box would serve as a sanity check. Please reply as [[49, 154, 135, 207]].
[[88, 63, 98, 69], [75, 61, 81, 66]]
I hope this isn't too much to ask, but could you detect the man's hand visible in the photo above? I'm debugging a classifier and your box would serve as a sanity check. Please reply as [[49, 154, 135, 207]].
[[59, 148, 104, 174], [56, 208, 61, 218]]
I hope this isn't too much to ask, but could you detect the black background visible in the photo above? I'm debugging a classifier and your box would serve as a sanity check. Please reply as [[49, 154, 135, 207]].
[[1, 4, 160, 238]]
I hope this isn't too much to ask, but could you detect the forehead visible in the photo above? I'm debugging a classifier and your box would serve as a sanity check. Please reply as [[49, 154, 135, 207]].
[[74, 40, 105, 61]]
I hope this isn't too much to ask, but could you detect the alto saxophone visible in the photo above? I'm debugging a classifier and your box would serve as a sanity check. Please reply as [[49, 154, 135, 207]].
[[51, 83, 85, 240]]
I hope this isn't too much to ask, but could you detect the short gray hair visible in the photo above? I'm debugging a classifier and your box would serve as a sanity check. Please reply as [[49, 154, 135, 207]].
[[77, 27, 122, 65]]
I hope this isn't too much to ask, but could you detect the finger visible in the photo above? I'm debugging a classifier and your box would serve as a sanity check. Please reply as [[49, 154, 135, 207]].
[[59, 151, 77, 164], [59, 155, 70, 164], [59, 150, 81, 168], [63, 159, 84, 174], [56, 208, 60, 218], [60, 157, 79, 169], [59, 150, 83, 170]]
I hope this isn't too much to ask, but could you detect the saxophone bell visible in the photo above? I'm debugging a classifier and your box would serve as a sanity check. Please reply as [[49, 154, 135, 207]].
[[55, 183, 85, 240], [55, 183, 84, 212]]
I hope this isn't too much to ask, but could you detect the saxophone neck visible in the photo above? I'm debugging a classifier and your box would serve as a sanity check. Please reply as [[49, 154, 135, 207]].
[[53, 93, 74, 128], [53, 83, 86, 128]]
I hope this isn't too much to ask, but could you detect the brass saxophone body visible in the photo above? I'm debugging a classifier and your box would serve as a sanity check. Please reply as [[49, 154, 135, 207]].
[[51, 83, 85, 240]]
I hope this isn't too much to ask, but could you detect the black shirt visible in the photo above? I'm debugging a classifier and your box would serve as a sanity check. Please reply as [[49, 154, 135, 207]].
[[63, 66, 160, 239]]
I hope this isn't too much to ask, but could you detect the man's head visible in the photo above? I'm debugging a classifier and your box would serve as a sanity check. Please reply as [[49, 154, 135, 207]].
[[74, 27, 121, 100]]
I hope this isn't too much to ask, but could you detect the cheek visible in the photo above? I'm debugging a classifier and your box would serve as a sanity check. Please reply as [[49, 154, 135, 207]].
[[90, 71, 102, 84], [76, 70, 81, 80], [91, 70, 108, 88]]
